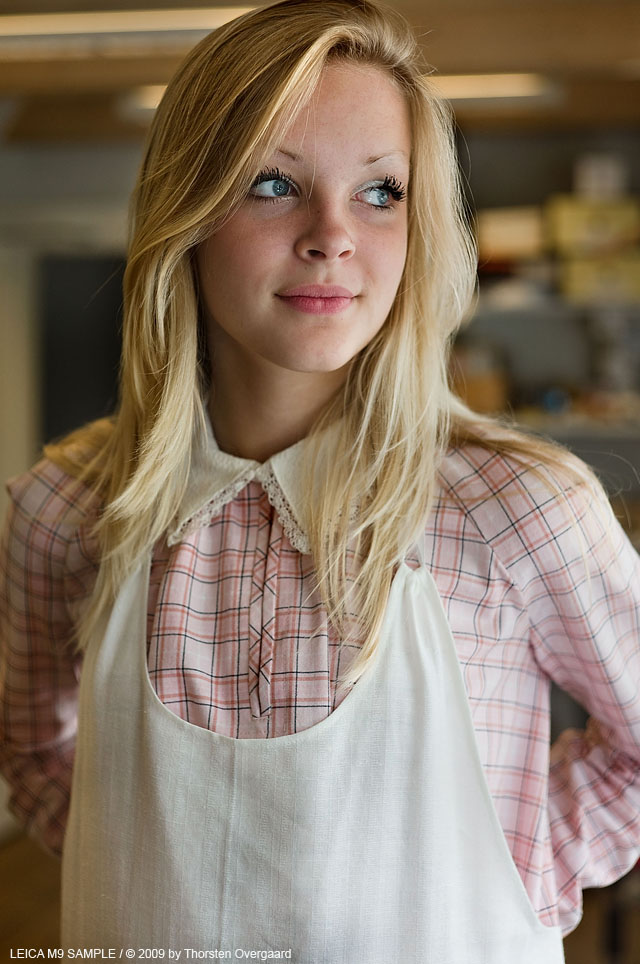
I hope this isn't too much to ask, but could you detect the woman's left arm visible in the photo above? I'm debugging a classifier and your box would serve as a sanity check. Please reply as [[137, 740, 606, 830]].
[[521, 476, 640, 931]]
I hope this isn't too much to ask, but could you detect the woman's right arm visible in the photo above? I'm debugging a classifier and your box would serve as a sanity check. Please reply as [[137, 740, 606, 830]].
[[0, 461, 97, 859]]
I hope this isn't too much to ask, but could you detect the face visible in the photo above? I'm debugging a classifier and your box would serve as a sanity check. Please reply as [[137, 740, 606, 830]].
[[196, 61, 411, 380]]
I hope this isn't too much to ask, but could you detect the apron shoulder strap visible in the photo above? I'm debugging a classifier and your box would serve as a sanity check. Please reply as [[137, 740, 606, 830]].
[[402, 530, 428, 568]]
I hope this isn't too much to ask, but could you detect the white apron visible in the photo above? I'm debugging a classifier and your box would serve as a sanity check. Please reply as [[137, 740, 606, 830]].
[[61, 551, 565, 963]]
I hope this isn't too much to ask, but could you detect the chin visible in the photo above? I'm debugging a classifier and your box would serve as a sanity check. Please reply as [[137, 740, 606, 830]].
[[275, 351, 356, 374], [263, 340, 360, 374]]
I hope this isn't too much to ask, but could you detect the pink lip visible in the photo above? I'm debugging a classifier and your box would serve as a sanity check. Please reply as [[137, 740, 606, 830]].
[[278, 284, 354, 298], [276, 285, 355, 315]]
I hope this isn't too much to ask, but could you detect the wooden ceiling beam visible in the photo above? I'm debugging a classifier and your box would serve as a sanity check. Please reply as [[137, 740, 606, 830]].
[[453, 77, 640, 131], [1, 0, 262, 9], [1, 1, 639, 135], [0, 2, 638, 80], [4, 93, 148, 141], [5, 75, 639, 144], [0, 56, 183, 95], [411, 2, 640, 75]]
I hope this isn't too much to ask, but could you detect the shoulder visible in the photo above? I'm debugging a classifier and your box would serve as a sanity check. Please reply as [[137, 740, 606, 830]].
[[435, 439, 614, 561], [3, 457, 99, 596], [7, 456, 99, 524], [6, 416, 111, 543], [1, 460, 102, 655], [4, 453, 102, 575], [438, 440, 577, 510], [1, 426, 110, 643]]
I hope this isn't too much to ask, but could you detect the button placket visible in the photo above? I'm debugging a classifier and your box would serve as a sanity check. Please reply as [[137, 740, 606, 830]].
[[248, 492, 281, 725]]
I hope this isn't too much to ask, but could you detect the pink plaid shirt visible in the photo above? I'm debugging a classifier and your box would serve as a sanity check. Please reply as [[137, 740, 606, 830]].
[[1, 420, 639, 937]]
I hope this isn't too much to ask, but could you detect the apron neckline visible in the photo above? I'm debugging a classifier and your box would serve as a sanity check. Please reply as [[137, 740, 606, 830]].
[[136, 556, 417, 748]]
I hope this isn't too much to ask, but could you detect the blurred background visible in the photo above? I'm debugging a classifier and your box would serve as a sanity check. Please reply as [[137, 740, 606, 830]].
[[0, 0, 639, 959]]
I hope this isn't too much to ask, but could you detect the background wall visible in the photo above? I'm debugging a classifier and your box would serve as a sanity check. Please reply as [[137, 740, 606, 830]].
[[0, 145, 132, 842]]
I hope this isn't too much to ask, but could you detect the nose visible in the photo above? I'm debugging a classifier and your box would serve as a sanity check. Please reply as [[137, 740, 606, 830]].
[[294, 201, 356, 263]]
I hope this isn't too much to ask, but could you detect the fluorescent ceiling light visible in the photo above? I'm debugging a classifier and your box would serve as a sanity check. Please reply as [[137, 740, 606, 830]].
[[618, 58, 640, 78], [430, 73, 553, 100], [128, 85, 166, 111], [121, 71, 556, 120], [0, 8, 254, 37], [119, 84, 167, 119]]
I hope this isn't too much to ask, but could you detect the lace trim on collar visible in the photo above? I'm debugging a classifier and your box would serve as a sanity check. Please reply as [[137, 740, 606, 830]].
[[260, 468, 310, 554], [167, 468, 311, 554], [167, 471, 257, 547]]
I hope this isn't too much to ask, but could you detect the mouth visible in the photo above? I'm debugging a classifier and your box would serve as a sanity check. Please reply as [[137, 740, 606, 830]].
[[276, 285, 355, 315]]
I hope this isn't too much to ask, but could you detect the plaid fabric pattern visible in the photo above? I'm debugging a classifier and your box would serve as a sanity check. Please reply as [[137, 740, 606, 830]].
[[1, 441, 639, 937]]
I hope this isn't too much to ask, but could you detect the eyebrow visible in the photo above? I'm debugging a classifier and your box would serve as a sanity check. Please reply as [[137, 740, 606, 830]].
[[275, 148, 408, 165]]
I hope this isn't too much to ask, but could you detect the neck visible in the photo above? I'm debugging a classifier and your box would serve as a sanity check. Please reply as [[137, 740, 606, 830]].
[[208, 335, 348, 463]]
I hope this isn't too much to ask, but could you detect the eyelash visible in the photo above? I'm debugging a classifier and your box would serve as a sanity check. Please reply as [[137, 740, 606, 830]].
[[251, 167, 295, 199], [250, 167, 407, 210], [376, 175, 407, 204]]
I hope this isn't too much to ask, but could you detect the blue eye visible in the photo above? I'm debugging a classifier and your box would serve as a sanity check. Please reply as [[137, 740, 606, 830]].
[[365, 186, 393, 207], [250, 167, 296, 201], [359, 175, 407, 210], [249, 167, 407, 210]]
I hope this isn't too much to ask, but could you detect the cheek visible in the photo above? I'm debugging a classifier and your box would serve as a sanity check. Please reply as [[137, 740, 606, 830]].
[[197, 233, 270, 308], [215, 224, 287, 292], [366, 225, 407, 292]]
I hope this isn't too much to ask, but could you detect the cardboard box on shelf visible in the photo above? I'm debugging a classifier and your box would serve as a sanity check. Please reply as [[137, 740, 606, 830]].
[[476, 206, 544, 262], [545, 195, 640, 256], [559, 252, 640, 304], [451, 340, 510, 414]]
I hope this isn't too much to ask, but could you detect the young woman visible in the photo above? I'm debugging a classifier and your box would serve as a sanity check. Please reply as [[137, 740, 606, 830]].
[[1, 0, 639, 959]]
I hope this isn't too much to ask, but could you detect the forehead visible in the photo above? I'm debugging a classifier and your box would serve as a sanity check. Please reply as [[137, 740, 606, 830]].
[[278, 61, 411, 162]]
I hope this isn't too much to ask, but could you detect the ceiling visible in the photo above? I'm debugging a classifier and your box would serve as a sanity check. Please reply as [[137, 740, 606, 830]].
[[1, 0, 639, 142]]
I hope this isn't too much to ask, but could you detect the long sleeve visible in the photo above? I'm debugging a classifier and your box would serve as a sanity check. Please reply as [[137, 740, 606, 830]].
[[433, 446, 640, 934], [0, 463, 97, 857], [498, 473, 640, 934]]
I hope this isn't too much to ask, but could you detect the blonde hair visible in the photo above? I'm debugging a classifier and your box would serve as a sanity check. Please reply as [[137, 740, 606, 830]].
[[46, 0, 599, 688]]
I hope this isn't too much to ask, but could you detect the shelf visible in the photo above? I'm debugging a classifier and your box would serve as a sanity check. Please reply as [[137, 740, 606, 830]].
[[515, 414, 640, 440]]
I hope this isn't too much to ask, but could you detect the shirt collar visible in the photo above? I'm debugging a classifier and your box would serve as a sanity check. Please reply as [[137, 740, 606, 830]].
[[167, 410, 337, 552]]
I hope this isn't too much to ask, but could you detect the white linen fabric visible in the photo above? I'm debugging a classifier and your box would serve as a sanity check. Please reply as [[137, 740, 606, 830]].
[[60, 535, 565, 962]]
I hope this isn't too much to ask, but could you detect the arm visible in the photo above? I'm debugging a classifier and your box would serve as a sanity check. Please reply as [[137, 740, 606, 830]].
[[0, 463, 95, 858], [514, 476, 640, 934]]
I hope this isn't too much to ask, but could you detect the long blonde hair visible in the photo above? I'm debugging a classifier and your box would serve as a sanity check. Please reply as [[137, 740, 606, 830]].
[[46, 0, 599, 687]]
